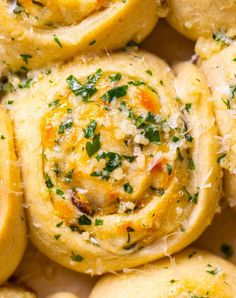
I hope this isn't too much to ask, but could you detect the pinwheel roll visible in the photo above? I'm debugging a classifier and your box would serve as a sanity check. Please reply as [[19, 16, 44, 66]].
[[0, 108, 27, 285], [0, 287, 35, 298], [6, 51, 220, 274], [167, 0, 236, 41], [90, 248, 236, 298], [0, 0, 167, 71], [200, 43, 236, 209]]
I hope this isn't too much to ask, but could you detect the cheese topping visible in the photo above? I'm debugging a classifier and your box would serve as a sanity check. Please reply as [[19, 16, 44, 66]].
[[40, 69, 196, 254]]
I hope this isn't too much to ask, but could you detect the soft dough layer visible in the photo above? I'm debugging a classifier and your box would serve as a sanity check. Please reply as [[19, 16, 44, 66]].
[[5, 51, 220, 274], [0, 108, 27, 285], [167, 0, 236, 41], [90, 248, 236, 298], [0, 0, 166, 71], [200, 43, 236, 209], [0, 287, 35, 298]]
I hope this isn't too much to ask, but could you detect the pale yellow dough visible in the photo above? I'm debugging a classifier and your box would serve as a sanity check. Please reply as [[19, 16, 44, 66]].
[[90, 248, 236, 298], [0, 0, 166, 71], [5, 51, 220, 274], [0, 108, 27, 285], [200, 43, 236, 209], [167, 0, 236, 41], [46, 293, 79, 298], [0, 287, 35, 298]]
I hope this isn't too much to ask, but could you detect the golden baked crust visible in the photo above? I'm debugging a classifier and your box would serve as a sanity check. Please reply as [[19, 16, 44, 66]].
[[5, 51, 220, 274], [167, 0, 236, 41], [200, 43, 236, 209], [0, 108, 27, 285], [0, 0, 166, 71], [90, 248, 236, 298]]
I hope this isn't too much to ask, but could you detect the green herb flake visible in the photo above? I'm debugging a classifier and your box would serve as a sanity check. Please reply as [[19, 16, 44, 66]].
[[89, 40, 96, 46], [185, 133, 193, 142], [144, 125, 160, 144], [128, 81, 145, 86], [20, 54, 32, 65], [56, 189, 64, 196], [86, 134, 101, 157], [95, 219, 104, 226], [189, 159, 195, 170], [49, 99, 60, 108], [54, 234, 61, 240], [56, 221, 63, 228], [146, 69, 153, 76], [172, 136, 180, 143], [185, 103, 192, 114], [166, 164, 172, 175], [83, 120, 97, 138], [58, 118, 73, 134], [101, 85, 128, 103], [66, 69, 102, 102], [71, 252, 84, 262], [45, 174, 54, 189], [206, 266, 221, 275], [53, 34, 62, 48], [109, 73, 122, 82], [77, 214, 92, 225], [64, 169, 74, 183], [123, 182, 133, 194]]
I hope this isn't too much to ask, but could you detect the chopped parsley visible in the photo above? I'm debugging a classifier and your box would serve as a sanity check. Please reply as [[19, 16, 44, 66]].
[[146, 69, 153, 76], [123, 182, 133, 194], [83, 120, 97, 138], [58, 118, 73, 134], [53, 34, 62, 48], [56, 189, 64, 196], [20, 54, 32, 65], [91, 152, 122, 180], [86, 134, 101, 157], [109, 73, 122, 82], [77, 214, 92, 225], [166, 164, 172, 175], [56, 221, 63, 228], [186, 190, 199, 204], [206, 266, 221, 275], [45, 174, 54, 189], [54, 234, 61, 240], [49, 99, 60, 108], [189, 159, 195, 170], [67, 69, 102, 102], [64, 169, 74, 183], [185, 103, 192, 114], [101, 85, 128, 103], [95, 219, 104, 226], [71, 252, 84, 262]]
